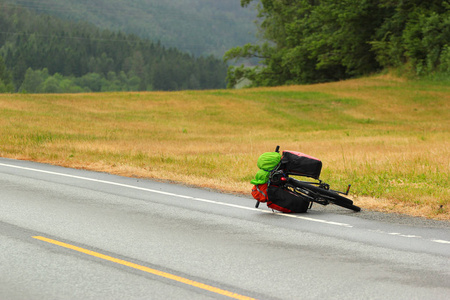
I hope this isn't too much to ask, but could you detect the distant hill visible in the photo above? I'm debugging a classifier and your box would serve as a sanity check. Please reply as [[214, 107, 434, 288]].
[[4, 0, 258, 57], [0, 2, 229, 92]]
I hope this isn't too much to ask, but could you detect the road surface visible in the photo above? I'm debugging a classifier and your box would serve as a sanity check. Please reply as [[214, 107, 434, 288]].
[[1, 158, 449, 299]]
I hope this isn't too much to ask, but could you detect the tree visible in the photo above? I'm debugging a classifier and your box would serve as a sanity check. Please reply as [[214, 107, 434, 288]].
[[371, 0, 450, 74], [0, 55, 14, 92], [19, 68, 48, 93], [41, 74, 62, 93], [225, 0, 450, 87]]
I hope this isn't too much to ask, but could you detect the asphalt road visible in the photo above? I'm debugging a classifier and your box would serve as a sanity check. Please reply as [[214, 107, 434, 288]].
[[1, 157, 449, 300]]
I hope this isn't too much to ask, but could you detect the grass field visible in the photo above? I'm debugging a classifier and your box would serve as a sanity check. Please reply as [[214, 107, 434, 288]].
[[1, 74, 449, 220]]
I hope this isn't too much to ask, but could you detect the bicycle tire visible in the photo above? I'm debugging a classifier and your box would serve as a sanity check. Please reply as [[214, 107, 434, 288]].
[[288, 179, 361, 212]]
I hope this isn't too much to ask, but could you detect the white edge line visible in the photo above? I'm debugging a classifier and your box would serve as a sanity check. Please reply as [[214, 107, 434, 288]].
[[0, 162, 355, 227], [432, 240, 450, 244], [370, 230, 450, 244]]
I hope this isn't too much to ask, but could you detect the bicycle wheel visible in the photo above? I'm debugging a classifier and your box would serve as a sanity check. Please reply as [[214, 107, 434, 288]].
[[288, 179, 361, 212]]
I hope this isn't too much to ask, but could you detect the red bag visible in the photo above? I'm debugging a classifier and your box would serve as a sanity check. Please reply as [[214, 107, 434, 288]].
[[252, 183, 268, 202]]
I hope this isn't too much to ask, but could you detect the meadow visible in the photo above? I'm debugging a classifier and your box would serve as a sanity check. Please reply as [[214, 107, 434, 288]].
[[1, 74, 448, 220]]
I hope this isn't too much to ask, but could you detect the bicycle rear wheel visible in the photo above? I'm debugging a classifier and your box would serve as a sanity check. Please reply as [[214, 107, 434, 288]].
[[289, 179, 361, 212]]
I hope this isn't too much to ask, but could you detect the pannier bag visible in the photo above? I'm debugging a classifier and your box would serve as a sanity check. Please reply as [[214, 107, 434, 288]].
[[267, 185, 310, 213], [250, 152, 282, 185], [257, 151, 282, 172], [251, 183, 268, 203], [280, 151, 322, 179]]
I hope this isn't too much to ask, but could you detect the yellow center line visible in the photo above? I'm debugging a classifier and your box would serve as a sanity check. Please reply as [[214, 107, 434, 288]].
[[33, 236, 256, 300]]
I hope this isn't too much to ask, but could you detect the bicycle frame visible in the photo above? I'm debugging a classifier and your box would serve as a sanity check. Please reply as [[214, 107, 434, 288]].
[[289, 178, 352, 196]]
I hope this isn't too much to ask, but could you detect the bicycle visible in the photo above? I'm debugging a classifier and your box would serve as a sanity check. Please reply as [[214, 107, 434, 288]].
[[254, 146, 361, 212]]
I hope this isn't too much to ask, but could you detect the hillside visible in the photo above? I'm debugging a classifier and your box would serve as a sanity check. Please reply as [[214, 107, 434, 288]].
[[0, 74, 448, 220], [0, 2, 228, 92], [3, 0, 258, 57]]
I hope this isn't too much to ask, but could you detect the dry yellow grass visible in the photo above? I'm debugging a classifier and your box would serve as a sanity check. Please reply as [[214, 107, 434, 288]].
[[1, 74, 448, 220]]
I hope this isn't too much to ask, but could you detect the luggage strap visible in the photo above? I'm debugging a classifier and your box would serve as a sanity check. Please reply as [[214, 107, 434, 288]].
[[256, 185, 267, 199]]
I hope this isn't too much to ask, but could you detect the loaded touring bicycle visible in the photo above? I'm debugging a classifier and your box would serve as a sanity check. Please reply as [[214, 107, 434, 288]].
[[251, 146, 361, 213]]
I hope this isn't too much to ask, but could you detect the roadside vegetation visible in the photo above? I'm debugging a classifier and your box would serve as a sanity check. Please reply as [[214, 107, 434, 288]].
[[0, 74, 448, 220]]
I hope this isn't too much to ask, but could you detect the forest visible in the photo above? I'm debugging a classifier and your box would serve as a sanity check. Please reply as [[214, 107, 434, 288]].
[[0, 2, 228, 93], [225, 0, 450, 87], [2, 0, 258, 57]]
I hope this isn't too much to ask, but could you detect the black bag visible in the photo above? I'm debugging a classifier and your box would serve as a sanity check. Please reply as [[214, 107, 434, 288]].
[[280, 151, 322, 179], [267, 185, 310, 213]]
